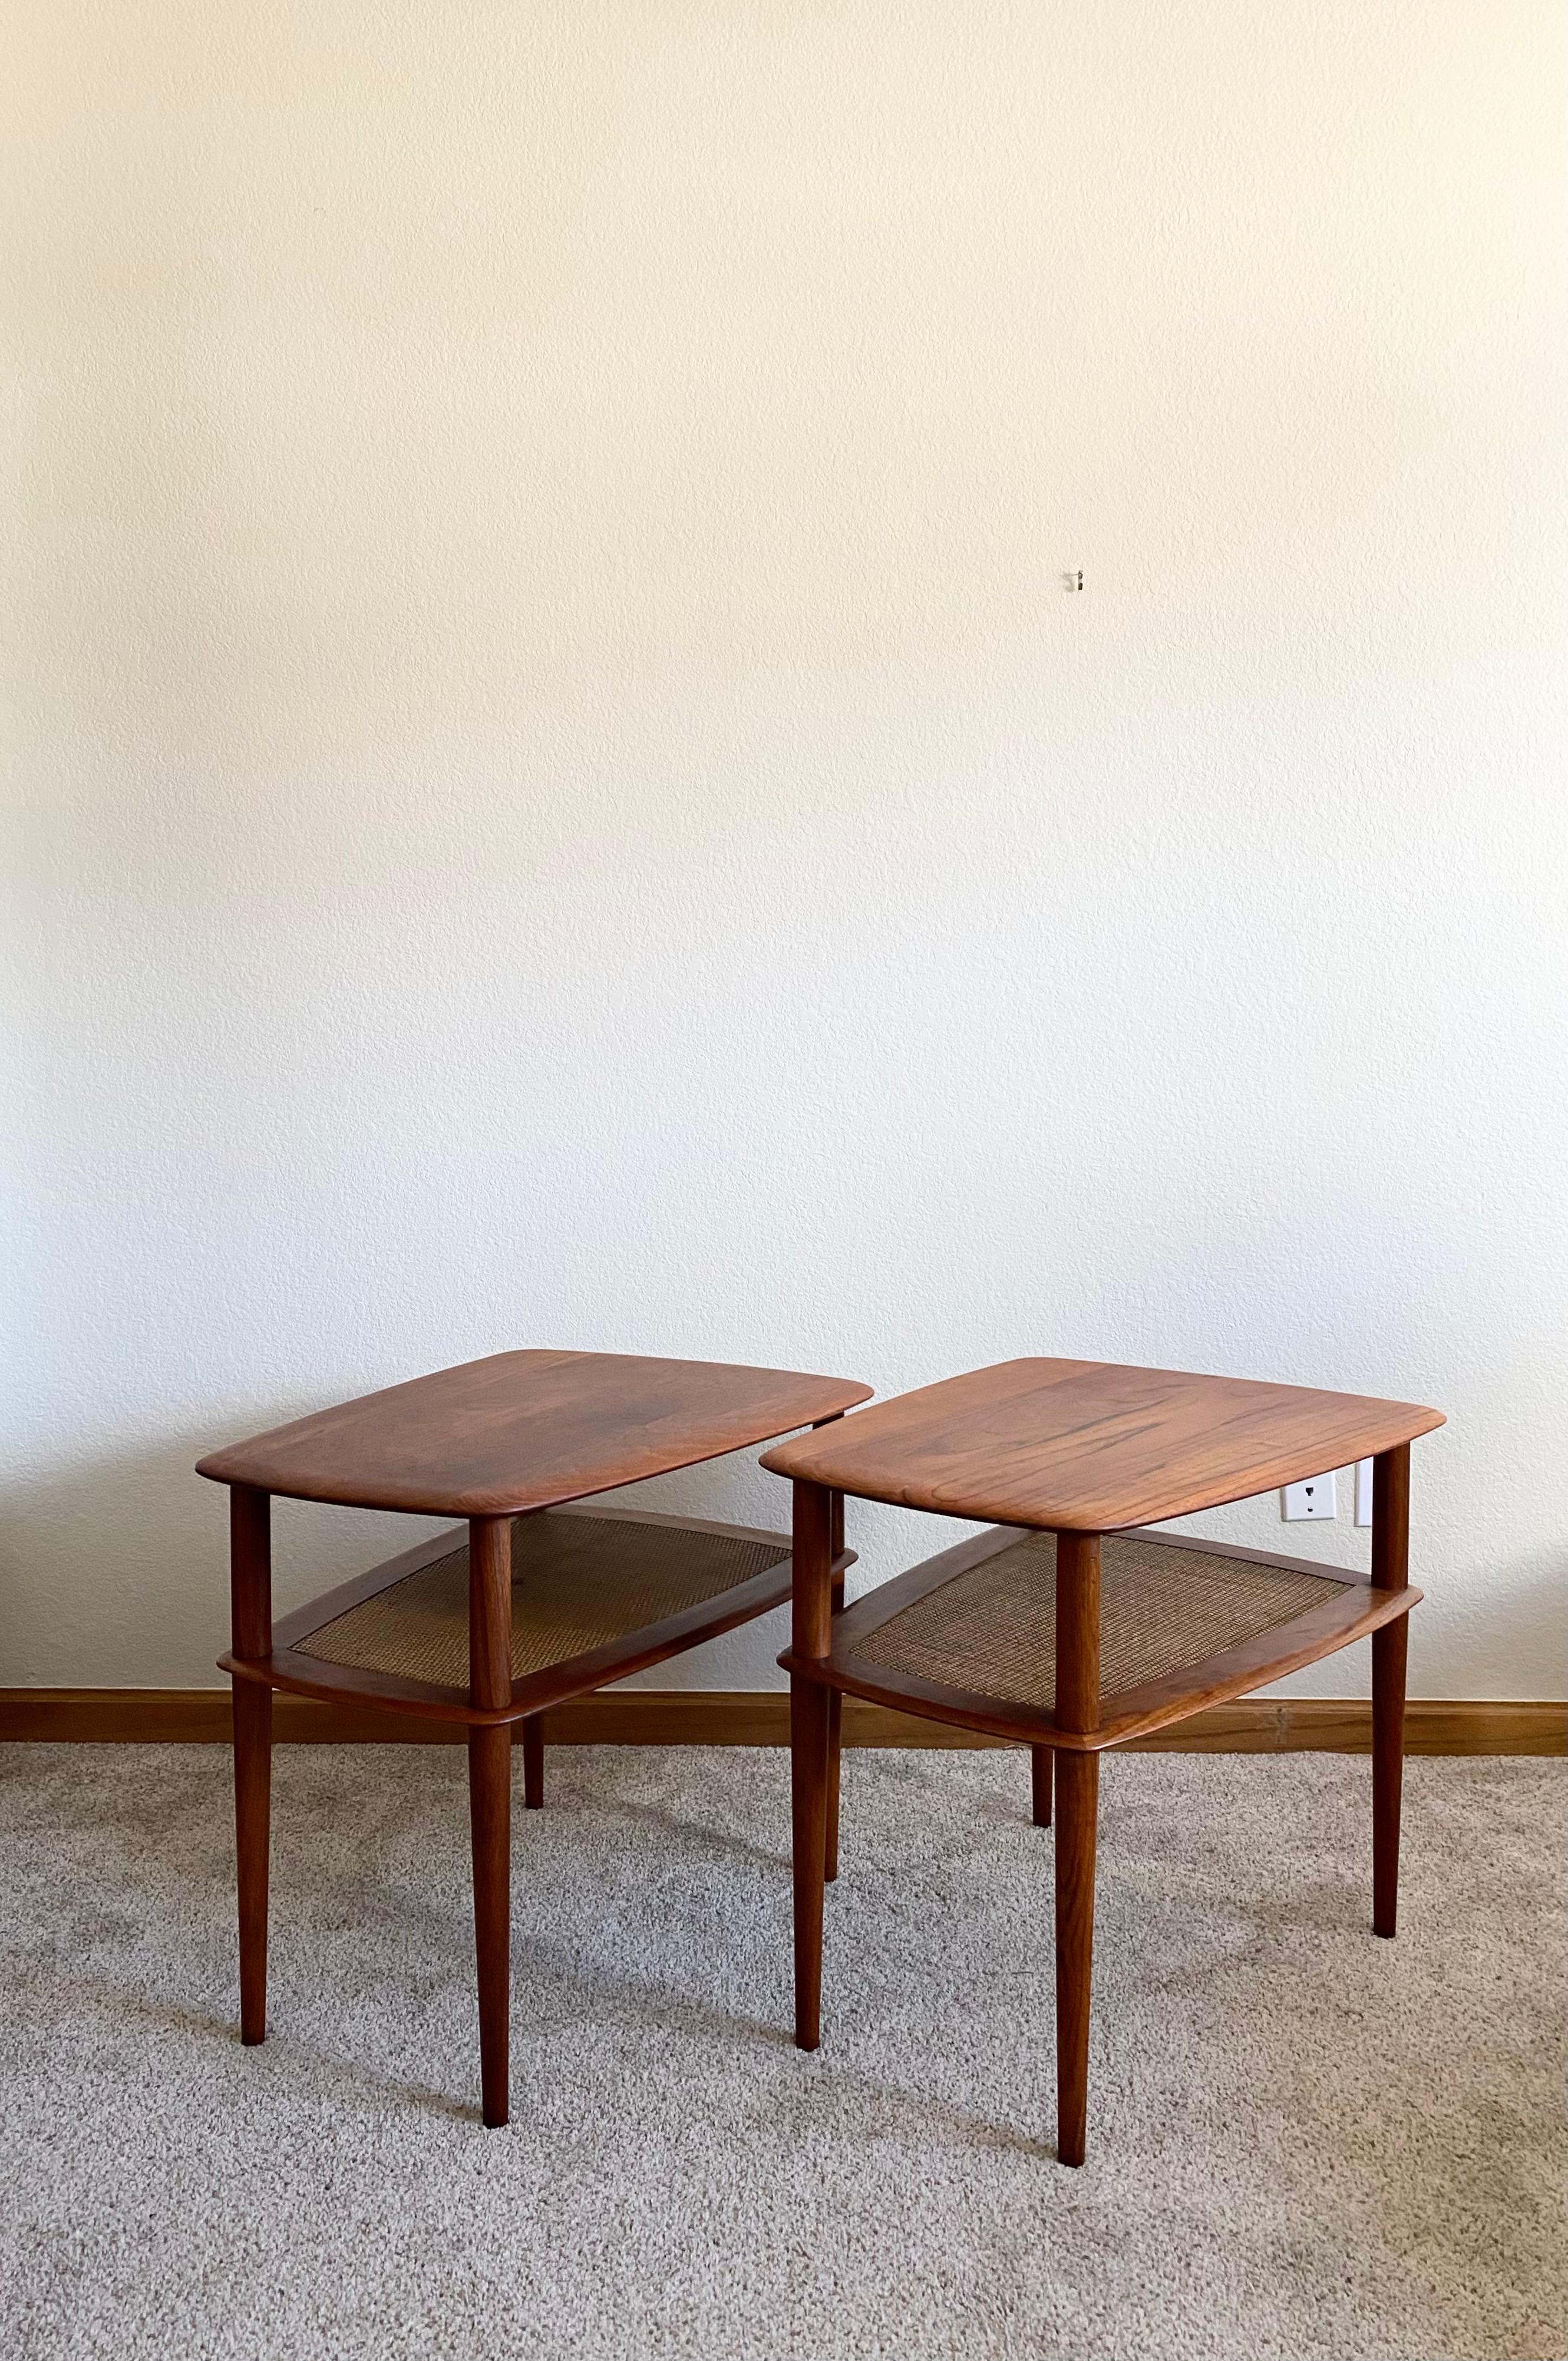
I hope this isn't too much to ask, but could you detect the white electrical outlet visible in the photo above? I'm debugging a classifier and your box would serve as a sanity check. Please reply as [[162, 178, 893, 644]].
[[1355, 1458, 1374, 1526], [1282, 1471, 1337, 1521]]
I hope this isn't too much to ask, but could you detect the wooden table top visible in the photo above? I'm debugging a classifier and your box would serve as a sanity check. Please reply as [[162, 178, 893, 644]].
[[760, 1358, 1444, 1531], [198, 1350, 872, 1517]]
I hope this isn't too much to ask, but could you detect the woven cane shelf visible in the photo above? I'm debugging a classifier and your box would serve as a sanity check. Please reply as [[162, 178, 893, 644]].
[[786, 1525, 1420, 1752], [234, 1504, 806, 1725], [300, 1510, 789, 1687]]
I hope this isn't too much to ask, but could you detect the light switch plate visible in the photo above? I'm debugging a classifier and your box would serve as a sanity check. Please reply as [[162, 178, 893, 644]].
[[1282, 1471, 1337, 1521], [1356, 1458, 1374, 1526]]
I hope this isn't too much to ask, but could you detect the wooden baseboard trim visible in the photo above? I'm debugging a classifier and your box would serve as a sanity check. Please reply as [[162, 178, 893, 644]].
[[0, 1689, 1562, 1755]]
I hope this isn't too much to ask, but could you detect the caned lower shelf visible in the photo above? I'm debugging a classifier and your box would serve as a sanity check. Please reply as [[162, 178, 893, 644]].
[[225, 1504, 807, 1725], [780, 1525, 1420, 1751]]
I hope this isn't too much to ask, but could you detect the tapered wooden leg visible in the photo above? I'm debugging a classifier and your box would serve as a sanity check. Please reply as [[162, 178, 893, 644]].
[[791, 1675, 831, 2049], [468, 1723, 511, 2127], [824, 1516, 846, 1884], [1372, 1613, 1408, 1938], [1031, 1745, 1054, 1828], [1052, 1531, 1101, 2165], [467, 1516, 514, 2128], [227, 1484, 273, 2049], [824, 1690, 843, 1883], [1054, 1748, 1098, 2167], [521, 1714, 544, 1810], [1371, 1444, 1411, 1941], [790, 1478, 835, 2052], [233, 1680, 272, 2045]]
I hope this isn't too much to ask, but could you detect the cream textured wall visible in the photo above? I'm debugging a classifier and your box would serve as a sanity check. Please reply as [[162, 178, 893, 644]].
[[5, 2, 1564, 1699]]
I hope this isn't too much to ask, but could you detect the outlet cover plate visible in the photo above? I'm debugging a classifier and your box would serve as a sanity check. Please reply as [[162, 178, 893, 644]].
[[1283, 1471, 1337, 1521]]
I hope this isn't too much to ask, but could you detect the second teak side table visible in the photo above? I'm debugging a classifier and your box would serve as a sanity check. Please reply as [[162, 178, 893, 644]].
[[198, 1348, 870, 2125], [762, 1358, 1445, 2166]]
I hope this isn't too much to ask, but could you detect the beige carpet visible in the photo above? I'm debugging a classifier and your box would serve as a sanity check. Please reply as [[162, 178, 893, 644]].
[[1, 1743, 1562, 2361]]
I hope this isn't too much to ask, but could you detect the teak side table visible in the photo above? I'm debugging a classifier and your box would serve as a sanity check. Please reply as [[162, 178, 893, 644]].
[[762, 1358, 1445, 2165], [197, 1348, 870, 2125]]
